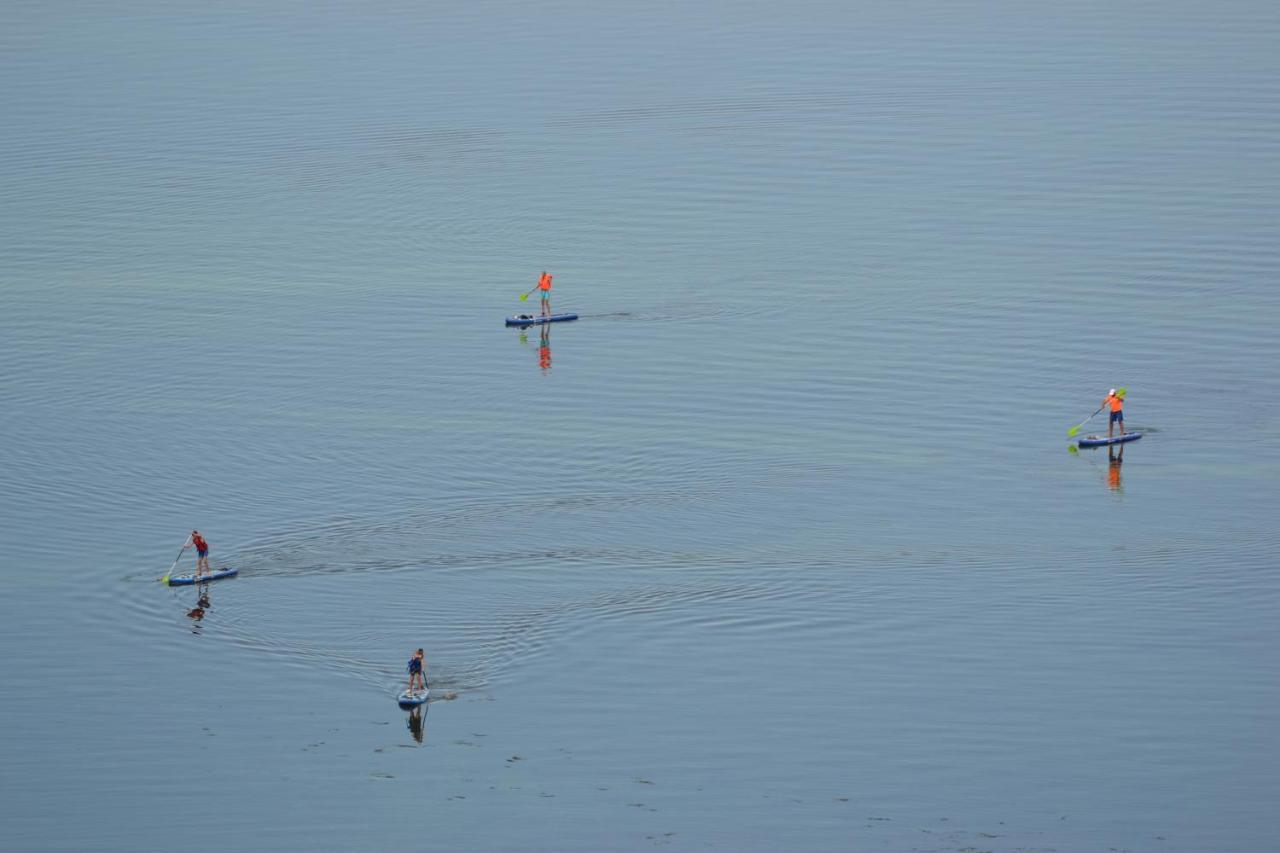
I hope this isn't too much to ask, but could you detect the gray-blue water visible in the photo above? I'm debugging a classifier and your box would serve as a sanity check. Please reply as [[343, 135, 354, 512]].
[[3, 2, 1279, 850]]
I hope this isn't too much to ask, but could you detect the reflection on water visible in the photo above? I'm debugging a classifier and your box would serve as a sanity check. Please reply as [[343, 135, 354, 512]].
[[1108, 444, 1125, 493], [406, 704, 426, 745], [185, 582, 211, 634], [517, 322, 558, 372], [2, 0, 1278, 850], [539, 324, 552, 372], [1073, 441, 1130, 495]]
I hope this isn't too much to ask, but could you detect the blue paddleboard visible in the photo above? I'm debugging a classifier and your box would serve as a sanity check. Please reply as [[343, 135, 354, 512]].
[[1078, 432, 1143, 448], [398, 689, 430, 708], [505, 313, 578, 327], [168, 567, 238, 586]]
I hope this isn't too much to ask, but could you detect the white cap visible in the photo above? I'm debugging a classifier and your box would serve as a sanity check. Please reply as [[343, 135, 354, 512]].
[[1109, 388, 1116, 395]]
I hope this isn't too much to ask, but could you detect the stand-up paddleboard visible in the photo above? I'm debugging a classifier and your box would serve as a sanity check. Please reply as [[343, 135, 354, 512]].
[[168, 567, 238, 586], [505, 313, 578, 327], [1078, 432, 1143, 448], [398, 689, 430, 708]]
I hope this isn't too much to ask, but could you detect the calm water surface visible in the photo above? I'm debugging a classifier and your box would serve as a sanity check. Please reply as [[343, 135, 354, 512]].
[[2, 2, 1278, 851]]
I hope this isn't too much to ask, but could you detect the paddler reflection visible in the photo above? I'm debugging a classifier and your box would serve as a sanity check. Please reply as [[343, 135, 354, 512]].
[[518, 323, 554, 372], [1107, 443, 1125, 492], [186, 581, 212, 633], [407, 704, 426, 744], [538, 323, 552, 372]]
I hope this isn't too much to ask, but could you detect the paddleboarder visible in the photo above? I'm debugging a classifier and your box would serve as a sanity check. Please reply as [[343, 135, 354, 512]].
[[538, 271, 553, 317], [1102, 388, 1126, 438], [407, 648, 427, 696], [191, 530, 210, 577]]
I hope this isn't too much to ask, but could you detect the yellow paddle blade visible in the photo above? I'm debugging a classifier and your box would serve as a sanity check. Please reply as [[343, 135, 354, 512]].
[[1117, 387, 1127, 398], [1067, 425, 1081, 437], [519, 293, 528, 301]]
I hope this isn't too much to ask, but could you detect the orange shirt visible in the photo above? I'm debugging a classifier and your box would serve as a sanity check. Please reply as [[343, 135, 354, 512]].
[[539, 273, 552, 292], [1103, 394, 1123, 412]]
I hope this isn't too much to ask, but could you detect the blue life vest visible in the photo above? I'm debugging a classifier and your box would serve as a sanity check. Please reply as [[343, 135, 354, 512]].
[[407, 658, 422, 674]]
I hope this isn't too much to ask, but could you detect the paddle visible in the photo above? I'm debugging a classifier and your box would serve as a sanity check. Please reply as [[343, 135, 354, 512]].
[[1067, 408, 1101, 438], [1067, 387, 1127, 437], [520, 272, 551, 302], [160, 535, 192, 584]]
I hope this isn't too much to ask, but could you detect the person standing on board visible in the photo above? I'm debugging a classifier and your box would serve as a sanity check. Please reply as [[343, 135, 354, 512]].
[[538, 271, 553, 317], [191, 529, 211, 577], [1102, 388, 1126, 438], [407, 648, 427, 696]]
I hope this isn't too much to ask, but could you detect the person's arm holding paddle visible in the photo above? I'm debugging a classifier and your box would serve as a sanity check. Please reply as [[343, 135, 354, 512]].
[[1067, 387, 1126, 438], [519, 271, 548, 304]]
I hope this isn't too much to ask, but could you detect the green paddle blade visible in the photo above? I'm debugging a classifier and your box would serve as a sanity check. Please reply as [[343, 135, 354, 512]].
[[519, 293, 528, 301], [1117, 386, 1127, 398], [1067, 425, 1081, 437]]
